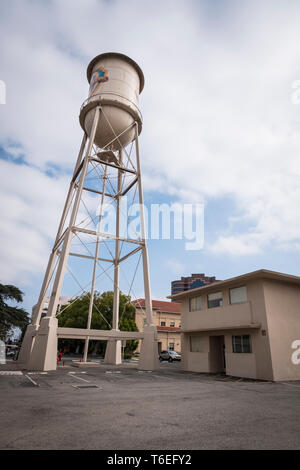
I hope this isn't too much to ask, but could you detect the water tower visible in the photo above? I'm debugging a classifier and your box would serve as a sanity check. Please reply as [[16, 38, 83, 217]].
[[18, 53, 159, 371]]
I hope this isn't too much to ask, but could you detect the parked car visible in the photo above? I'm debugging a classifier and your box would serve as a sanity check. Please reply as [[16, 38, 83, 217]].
[[5, 345, 19, 360], [159, 350, 181, 362]]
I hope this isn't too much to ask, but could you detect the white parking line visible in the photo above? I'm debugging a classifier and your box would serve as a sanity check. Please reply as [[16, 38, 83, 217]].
[[69, 374, 90, 383], [24, 374, 38, 386], [28, 372, 48, 375], [281, 382, 300, 388], [0, 371, 23, 376]]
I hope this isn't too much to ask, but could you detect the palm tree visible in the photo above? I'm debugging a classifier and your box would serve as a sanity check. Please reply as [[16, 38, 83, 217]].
[[0, 284, 29, 341]]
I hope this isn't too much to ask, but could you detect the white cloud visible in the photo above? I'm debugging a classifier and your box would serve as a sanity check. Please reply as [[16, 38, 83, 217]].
[[1, 0, 300, 290], [166, 259, 186, 276], [0, 158, 111, 286], [208, 233, 267, 257], [0, 160, 69, 283]]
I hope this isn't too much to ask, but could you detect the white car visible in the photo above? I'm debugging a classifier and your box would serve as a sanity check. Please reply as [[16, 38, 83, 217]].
[[159, 350, 181, 362]]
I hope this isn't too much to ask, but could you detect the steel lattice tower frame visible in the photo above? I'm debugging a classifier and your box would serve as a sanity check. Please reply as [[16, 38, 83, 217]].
[[18, 55, 159, 372]]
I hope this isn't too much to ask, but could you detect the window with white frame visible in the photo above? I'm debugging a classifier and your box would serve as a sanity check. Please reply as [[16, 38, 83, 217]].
[[207, 291, 223, 308], [232, 335, 252, 353], [189, 296, 202, 312], [230, 286, 247, 304], [190, 335, 204, 352]]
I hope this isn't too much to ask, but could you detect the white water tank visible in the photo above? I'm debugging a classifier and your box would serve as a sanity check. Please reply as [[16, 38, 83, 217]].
[[79, 52, 144, 151]]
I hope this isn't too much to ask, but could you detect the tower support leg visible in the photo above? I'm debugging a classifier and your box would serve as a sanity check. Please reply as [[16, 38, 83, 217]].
[[18, 134, 88, 369], [134, 125, 159, 371], [27, 317, 58, 371], [17, 324, 38, 367], [104, 339, 122, 365], [138, 325, 159, 370], [104, 149, 122, 365], [26, 110, 100, 371]]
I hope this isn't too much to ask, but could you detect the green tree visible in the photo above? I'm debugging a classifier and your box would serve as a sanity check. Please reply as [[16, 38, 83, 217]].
[[0, 284, 29, 341], [58, 291, 138, 357]]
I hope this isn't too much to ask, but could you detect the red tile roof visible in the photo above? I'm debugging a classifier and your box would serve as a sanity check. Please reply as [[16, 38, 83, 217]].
[[131, 299, 181, 313], [157, 326, 181, 332]]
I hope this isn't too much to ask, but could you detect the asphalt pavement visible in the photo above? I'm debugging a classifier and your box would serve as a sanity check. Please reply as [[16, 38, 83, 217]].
[[1, 359, 300, 450]]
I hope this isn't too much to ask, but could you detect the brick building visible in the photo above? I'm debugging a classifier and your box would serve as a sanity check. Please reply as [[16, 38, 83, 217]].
[[132, 299, 181, 353]]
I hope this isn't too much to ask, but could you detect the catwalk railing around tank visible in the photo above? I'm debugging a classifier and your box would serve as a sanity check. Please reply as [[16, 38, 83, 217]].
[[80, 92, 143, 124]]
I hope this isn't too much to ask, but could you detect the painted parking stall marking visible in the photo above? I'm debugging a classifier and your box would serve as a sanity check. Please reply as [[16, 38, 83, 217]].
[[0, 371, 23, 376], [28, 372, 48, 375], [69, 373, 90, 383], [24, 374, 39, 386], [72, 384, 102, 390]]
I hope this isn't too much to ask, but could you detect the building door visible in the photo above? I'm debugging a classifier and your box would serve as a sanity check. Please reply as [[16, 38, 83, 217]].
[[209, 336, 226, 373], [158, 342, 162, 354]]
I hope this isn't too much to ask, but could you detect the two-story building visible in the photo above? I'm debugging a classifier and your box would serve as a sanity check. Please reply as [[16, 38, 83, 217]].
[[132, 299, 181, 353], [169, 270, 300, 381]]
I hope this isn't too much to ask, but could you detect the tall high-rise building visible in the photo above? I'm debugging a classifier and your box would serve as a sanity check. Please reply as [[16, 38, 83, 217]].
[[171, 273, 219, 299]]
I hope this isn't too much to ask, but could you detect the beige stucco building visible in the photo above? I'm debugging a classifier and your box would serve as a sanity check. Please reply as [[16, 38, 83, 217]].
[[169, 270, 300, 381], [132, 299, 181, 353]]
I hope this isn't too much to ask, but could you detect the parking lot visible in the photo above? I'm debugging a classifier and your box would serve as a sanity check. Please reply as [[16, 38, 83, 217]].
[[1, 360, 300, 450]]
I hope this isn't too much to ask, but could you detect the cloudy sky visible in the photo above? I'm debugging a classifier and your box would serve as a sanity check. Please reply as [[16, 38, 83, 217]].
[[1, 0, 300, 314]]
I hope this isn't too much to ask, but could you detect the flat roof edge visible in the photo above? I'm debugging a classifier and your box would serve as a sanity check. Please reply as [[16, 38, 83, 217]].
[[168, 269, 300, 299], [182, 323, 261, 333]]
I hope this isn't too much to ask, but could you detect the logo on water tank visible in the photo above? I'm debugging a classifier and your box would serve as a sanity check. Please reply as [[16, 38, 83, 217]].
[[89, 67, 109, 96]]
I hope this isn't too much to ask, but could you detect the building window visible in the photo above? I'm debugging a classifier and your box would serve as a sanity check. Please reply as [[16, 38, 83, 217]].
[[189, 296, 202, 312], [161, 321, 166, 326], [230, 286, 247, 304], [207, 291, 223, 308], [169, 343, 174, 350], [190, 336, 204, 352], [232, 335, 252, 353], [170, 321, 175, 327], [43, 302, 49, 310]]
